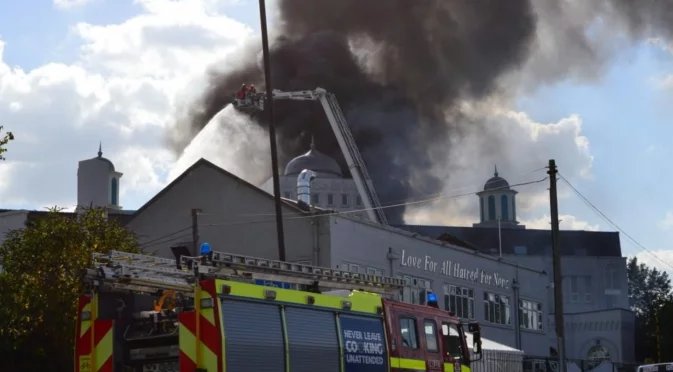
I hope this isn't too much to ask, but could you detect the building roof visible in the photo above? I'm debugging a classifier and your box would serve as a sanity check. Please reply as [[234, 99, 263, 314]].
[[284, 139, 343, 178], [127, 158, 311, 225], [394, 224, 623, 257], [483, 166, 509, 191]]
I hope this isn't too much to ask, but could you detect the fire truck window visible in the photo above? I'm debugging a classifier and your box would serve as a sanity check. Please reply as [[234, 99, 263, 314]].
[[424, 320, 439, 352], [442, 323, 462, 359], [399, 317, 419, 349]]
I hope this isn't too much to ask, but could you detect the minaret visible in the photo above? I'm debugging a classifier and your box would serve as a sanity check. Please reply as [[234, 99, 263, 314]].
[[473, 165, 523, 229], [76, 143, 124, 213]]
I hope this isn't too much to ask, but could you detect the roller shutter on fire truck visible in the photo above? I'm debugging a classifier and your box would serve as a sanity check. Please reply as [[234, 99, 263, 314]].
[[220, 297, 389, 372], [285, 307, 340, 371], [221, 299, 285, 372]]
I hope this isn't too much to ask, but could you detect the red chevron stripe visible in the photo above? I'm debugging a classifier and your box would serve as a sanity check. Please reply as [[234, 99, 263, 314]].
[[200, 280, 217, 298], [97, 356, 113, 372], [198, 313, 220, 360], [180, 310, 197, 335], [180, 350, 197, 371], [78, 328, 92, 356], [198, 280, 223, 372], [94, 320, 113, 346]]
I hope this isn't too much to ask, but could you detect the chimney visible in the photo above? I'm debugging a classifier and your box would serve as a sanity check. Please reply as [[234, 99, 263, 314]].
[[297, 169, 316, 206]]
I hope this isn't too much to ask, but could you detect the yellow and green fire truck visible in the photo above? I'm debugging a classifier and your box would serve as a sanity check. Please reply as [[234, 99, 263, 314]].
[[75, 246, 483, 372]]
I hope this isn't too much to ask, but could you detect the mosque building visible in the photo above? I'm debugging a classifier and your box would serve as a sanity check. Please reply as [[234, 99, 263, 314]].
[[0, 140, 635, 364]]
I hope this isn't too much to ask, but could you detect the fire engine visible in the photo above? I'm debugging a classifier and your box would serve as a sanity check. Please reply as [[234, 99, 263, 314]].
[[75, 245, 483, 372]]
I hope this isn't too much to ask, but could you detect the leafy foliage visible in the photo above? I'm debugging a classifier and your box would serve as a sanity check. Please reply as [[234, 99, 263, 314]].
[[627, 257, 673, 362], [0, 125, 14, 160], [0, 207, 139, 371]]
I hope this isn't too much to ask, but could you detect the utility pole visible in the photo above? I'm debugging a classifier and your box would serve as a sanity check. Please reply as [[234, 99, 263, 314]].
[[548, 159, 567, 372], [258, 0, 287, 261], [191, 208, 202, 256]]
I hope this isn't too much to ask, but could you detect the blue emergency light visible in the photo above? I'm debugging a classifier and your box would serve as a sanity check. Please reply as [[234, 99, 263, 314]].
[[200, 242, 212, 255], [428, 292, 438, 302]]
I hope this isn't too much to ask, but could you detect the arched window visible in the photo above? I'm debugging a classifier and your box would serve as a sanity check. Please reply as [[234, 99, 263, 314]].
[[587, 344, 610, 368], [512, 195, 517, 220], [480, 197, 485, 221], [488, 195, 496, 220], [111, 177, 118, 205], [500, 195, 509, 220]]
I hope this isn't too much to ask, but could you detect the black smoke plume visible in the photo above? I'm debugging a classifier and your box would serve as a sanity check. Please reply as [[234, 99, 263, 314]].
[[169, 0, 673, 224]]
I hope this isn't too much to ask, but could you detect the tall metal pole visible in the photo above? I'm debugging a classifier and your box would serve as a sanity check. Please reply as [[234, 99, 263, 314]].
[[548, 159, 567, 372], [258, 0, 287, 261], [191, 208, 202, 256]]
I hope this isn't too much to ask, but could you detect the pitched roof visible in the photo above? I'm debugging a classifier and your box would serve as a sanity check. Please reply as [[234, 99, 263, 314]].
[[394, 224, 622, 257], [126, 158, 309, 224]]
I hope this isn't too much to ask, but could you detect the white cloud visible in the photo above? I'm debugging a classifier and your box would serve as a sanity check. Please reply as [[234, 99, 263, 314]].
[[658, 211, 673, 231], [0, 0, 598, 228], [404, 107, 594, 226], [53, 0, 94, 9], [632, 250, 673, 277], [520, 214, 600, 231], [0, 0, 252, 210]]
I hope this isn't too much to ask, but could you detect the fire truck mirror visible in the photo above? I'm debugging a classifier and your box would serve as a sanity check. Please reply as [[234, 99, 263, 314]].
[[472, 331, 482, 355]]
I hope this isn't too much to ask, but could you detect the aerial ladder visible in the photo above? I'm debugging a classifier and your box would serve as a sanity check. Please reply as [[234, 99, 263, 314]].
[[76, 248, 405, 372], [232, 88, 389, 225]]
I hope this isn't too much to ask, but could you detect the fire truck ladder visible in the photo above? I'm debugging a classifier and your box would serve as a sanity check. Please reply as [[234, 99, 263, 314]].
[[86, 250, 404, 296], [270, 88, 389, 225]]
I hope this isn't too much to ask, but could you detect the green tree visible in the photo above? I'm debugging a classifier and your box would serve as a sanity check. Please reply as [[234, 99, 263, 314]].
[[0, 125, 14, 160], [0, 207, 139, 371], [627, 257, 673, 362]]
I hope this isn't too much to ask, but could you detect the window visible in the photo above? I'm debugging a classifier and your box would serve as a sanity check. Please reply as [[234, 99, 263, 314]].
[[443, 284, 475, 319], [442, 323, 462, 359], [488, 195, 496, 220], [583, 276, 593, 303], [366, 267, 383, 276], [341, 194, 349, 206], [346, 263, 382, 276], [570, 277, 579, 302], [479, 197, 485, 221], [604, 263, 618, 289], [327, 193, 334, 205], [311, 193, 320, 204], [110, 177, 118, 205], [514, 246, 528, 255], [424, 320, 439, 352], [397, 275, 431, 305], [399, 317, 419, 349], [512, 195, 516, 220], [500, 195, 509, 220], [519, 299, 543, 331], [483, 292, 511, 325], [356, 195, 363, 206]]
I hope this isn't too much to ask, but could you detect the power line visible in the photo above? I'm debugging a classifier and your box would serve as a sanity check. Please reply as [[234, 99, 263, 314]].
[[229, 166, 549, 218], [137, 176, 548, 249], [558, 173, 673, 270]]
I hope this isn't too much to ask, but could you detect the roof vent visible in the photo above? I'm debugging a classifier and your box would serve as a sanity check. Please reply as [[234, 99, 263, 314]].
[[297, 169, 316, 207]]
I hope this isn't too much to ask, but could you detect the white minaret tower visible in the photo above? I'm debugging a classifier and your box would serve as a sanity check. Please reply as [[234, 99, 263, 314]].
[[76, 143, 123, 213], [473, 165, 524, 229]]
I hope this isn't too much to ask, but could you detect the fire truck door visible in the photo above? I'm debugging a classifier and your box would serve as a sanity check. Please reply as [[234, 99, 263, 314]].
[[440, 322, 464, 372], [421, 318, 443, 372]]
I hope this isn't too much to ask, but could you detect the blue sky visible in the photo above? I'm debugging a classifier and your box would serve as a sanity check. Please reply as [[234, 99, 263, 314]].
[[0, 0, 672, 274]]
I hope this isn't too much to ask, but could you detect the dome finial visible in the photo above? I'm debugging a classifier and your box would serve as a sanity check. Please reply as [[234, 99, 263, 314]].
[[310, 135, 316, 150], [98, 142, 103, 158], [494, 164, 498, 177]]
